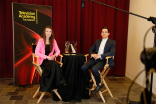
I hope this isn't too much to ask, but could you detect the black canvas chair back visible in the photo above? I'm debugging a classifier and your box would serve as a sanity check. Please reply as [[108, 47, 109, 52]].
[[32, 44, 36, 53]]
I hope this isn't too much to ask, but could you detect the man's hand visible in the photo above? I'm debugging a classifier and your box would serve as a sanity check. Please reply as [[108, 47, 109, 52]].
[[94, 54, 100, 60], [91, 54, 97, 59], [91, 54, 100, 60]]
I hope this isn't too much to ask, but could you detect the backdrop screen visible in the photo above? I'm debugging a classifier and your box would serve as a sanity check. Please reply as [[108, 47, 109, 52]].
[[12, 3, 52, 85]]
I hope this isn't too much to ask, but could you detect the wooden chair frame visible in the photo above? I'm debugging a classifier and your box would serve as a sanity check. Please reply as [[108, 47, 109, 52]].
[[84, 54, 113, 103], [32, 49, 63, 103]]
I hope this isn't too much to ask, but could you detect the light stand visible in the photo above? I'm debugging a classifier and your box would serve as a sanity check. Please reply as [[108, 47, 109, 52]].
[[86, 0, 156, 103]]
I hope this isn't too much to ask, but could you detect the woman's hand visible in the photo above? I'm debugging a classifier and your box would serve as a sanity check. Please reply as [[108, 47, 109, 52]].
[[46, 56, 52, 60], [51, 55, 56, 60], [46, 55, 56, 60]]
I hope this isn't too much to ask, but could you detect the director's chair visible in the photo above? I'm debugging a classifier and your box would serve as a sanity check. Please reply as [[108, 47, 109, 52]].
[[84, 54, 113, 103], [32, 44, 63, 103]]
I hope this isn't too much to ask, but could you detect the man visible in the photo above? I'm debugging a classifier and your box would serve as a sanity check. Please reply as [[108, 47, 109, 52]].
[[81, 27, 116, 93]]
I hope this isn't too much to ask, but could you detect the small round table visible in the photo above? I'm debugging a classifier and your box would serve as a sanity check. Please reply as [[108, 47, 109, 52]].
[[54, 53, 90, 102]]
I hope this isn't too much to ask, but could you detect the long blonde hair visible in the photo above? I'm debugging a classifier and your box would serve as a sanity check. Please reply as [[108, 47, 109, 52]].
[[41, 26, 54, 51]]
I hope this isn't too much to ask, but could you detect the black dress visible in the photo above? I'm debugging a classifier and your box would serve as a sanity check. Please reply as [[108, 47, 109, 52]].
[[40, 45, 66, 92]]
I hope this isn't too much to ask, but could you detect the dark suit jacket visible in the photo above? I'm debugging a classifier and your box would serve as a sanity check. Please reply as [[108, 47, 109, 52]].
[[89, 38, 116, 67]]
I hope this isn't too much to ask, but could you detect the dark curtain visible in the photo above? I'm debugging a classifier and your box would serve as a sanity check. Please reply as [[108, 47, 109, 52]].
[[0, 0, 129, 78]]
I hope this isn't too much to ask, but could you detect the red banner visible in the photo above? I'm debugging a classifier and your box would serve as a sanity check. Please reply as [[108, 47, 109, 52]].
[[12, 3, 52, 85]]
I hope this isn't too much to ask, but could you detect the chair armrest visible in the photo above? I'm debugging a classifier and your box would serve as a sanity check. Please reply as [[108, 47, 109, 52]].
[[32, 62, 42, 76], [105, 56, 114, 68], [100, 56, 114, 77], [32, 53, 39, 64], [32, 53, 39, 58], [33, 53, 63, 67], [54, 54, 63, 67], [59, 54, 63, 57], [58, 54, 63, 63], [84, 54, 89, 63], [56, 61, 63, 67], [84, 54, 89, 57], [34, 54, 39, 58], [32, 61, 40, 66], [105, 56, 113, 59]]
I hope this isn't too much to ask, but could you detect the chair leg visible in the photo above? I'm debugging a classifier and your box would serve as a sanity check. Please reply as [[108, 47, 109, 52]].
[[89, 70, 107, 103], [53, 89, 62, 100], [33, 87, 40, 98], [89, 89, 92, 95], [98, 91, 106, 103], [37, 92, 45, 103], [90, 73, 97, 86], [102, 79, 113, 97]]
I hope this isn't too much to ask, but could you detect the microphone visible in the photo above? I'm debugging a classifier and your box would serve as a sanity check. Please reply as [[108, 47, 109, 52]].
[[81, 0, 85, 8]]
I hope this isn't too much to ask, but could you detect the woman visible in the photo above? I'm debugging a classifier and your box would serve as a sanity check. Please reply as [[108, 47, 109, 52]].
[[35, 26, 66, 92]]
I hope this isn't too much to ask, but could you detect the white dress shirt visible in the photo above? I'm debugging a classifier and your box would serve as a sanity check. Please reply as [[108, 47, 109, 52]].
[[98, 38, 108, 59], [91, 38, 108, 59]]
